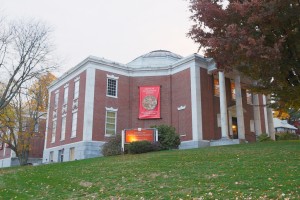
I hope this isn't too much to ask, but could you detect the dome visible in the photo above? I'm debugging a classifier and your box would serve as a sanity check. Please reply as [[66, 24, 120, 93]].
[[127, 50, 183, 68]]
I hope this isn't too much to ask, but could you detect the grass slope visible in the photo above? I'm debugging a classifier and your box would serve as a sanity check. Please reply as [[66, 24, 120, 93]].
[[0, 141, 299, 199]]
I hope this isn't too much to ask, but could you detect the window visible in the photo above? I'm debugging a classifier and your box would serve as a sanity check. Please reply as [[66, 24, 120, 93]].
[[105, 110, 117, 136], [217, 114, 221, 127], [69, 147, 75, 161], [250, 120, 255, 132], [54, 92, 59, 108], [246, 90, 252, 104], [214, 79, 220, 97], [51, 120, 57, 143], [63, 86, 69, 105], [74, 80, 80, 99], [49, 151, 54, 162], [107, 78, 118, 97], [71, 112, 78, 137], [231, 82, 236, 100], [61, 116, 66, 141]]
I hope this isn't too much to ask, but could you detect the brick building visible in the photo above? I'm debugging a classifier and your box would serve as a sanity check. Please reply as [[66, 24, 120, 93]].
[[43, 50, 274, 162], [0, 115, 46, 168]]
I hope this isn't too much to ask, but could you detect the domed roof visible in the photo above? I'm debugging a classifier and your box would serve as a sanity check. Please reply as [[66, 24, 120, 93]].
[[127, 50, 183, 68]]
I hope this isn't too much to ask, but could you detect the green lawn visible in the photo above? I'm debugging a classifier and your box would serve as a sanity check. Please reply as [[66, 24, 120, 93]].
[[0, 141, 299, 199]]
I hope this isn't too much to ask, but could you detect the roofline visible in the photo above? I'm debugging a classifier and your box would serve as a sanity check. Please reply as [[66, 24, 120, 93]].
[[49, 53, 215, 90]]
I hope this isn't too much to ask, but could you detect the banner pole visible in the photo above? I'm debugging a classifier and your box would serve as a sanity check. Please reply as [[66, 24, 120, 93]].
[[121, 130, 125, 154]]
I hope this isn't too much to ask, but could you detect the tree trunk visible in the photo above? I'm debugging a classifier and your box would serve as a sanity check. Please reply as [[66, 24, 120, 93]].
[[17, 150, 29, 166]]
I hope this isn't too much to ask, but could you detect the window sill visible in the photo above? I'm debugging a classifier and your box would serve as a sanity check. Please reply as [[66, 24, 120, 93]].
[[106, 95, 118, 98], [105, 134, 116, 137], [70, 136, 76, 139]]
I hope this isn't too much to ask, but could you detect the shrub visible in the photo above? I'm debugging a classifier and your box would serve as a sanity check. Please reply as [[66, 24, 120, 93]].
[[128, 141, 154, 154], [276, 132, 299, 141], [101, 134, 122, 156], [257, 133, 273, 142], [151, 124, 181, 149]]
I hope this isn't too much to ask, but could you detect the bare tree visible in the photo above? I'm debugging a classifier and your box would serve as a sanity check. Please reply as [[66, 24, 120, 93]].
[[0, 18, 55, 111]]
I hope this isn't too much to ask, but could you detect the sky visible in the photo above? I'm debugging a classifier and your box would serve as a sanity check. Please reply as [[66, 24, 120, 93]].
[[1, 0, 200, 75]]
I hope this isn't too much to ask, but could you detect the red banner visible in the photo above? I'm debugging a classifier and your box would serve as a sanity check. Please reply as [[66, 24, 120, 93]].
[[139, 86, 160, 119]]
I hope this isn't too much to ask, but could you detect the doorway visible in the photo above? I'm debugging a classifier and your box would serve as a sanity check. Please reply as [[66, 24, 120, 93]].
[[58, 149, 64, 162], [232, 117, 238, 139]]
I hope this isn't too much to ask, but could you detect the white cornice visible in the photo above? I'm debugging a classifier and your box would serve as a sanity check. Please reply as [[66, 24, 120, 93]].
[[49, 53, 215, 91]]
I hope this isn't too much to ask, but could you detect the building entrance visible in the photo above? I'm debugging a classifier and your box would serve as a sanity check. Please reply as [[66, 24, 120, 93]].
[[232, 117, 238, 139]]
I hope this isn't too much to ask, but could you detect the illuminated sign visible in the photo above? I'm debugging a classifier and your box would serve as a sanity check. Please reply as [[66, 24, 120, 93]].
[[125, 129, 155, 143], [121, 128, 158, 151]]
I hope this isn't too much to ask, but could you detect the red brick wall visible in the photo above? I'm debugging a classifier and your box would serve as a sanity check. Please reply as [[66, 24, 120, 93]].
[[201, 69, 216, 140], [92, 70, 130, 141], [29, 118, 46, 158], [130, 76, 172, 129], [242, 90, 256, 142], [46, 71, 86, 148], [171, 69, 192, 141]]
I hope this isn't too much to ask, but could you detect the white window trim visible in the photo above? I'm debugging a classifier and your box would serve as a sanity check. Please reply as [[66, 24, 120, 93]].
[[105, 107, 118, 136], [74, 76, 80, 82], [51, 120, 57, 143], [217, 114, 221, 128], [54, 91, 59, 109], [73, 80, 80, 100], [71, 112, 78, 138], [63, 86, 69, 105], [106, 74, 119, 98], [60, 116, 66, 141], [250, 120, 255, 132], [105, 107, 118, 112], [107, 74, 119, 80]]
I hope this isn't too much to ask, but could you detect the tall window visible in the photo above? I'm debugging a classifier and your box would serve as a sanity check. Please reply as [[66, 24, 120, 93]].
[[69, 147, 75, 161], [54, 92, 59, 108], [214, 78, 220, 97], [105, 110, 117, 136], [51, 120, 57, 143], [107, 78, 118, 97], [250, 120, 255, 132], [231, 82, 236, 100], [61, 116, 66, 140], [74, 80, 80, 99], [71, 112, 78, 137], [63, 87, 69, 105], [246, 90, 252, 104]]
